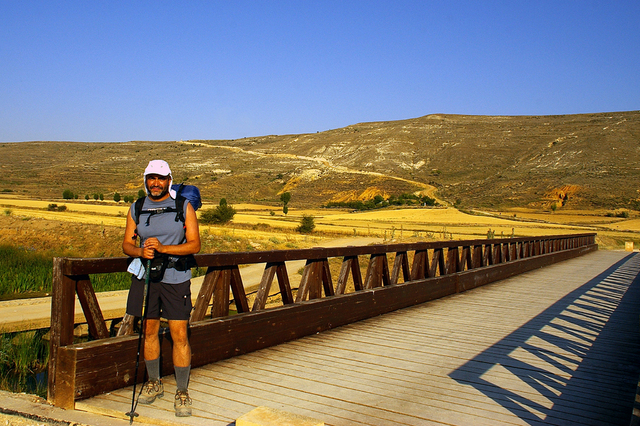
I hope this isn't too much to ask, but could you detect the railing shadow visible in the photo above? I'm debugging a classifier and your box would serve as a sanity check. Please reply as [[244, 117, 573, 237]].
[[449, 252, 640, 425]]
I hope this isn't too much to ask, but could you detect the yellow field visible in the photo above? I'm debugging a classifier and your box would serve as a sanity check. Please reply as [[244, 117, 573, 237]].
[[1, 195, 638, 251]]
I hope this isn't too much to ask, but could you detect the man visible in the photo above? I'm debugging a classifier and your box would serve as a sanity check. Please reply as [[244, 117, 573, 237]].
[[122, 159, 201, 417]]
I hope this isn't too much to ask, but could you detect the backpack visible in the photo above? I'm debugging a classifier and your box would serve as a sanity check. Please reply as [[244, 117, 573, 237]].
[[133, 183, 201, 227]]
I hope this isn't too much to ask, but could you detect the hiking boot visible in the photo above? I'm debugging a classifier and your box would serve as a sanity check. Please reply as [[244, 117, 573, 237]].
[[174, 389, 192, 417], [137, 379, 164, 404]]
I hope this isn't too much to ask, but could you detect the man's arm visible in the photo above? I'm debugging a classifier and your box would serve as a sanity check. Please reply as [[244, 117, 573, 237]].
[[122, 210, 156, 259]]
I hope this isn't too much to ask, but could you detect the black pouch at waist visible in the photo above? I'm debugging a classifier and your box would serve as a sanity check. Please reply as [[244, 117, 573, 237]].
[[149, 253, 170, 282], [172, 254, 197, 271]]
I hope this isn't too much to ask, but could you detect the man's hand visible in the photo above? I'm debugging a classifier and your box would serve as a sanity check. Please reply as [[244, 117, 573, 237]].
[[141, 238, 164, 259]]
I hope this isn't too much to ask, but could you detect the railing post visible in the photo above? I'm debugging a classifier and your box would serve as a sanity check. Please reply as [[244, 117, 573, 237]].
[[434, 248, 446, 276], [364, 253, 390, 289], [446, 247, 460, 274], [48, 258, 77, 407], [493, 243, 502, 264], [484, 243, 493, 265], [410, 249, 428, 280], [461, 246, 473, 270], [473, 245, 483, 268], [213, 268, 231, 317]]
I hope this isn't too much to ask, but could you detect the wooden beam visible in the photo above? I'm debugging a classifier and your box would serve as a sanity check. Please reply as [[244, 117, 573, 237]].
[[364, 253, 390, 289], [410, 250, 427, 281], [230, 266, 249, 313], [297, 259, 325, 302], [212, 268, 231, 318], [336, 256, 362, 295], [473, 245, 483, 268], [390, 251, 410, 285], [447, 247, 460, 274], [191, 268, 221, 322], [75, 275, 109, 340], [321, 259, 334, 297], [252, 263, 278, 312], [275, 262, 294, 305], [428, 249, 439, 278]]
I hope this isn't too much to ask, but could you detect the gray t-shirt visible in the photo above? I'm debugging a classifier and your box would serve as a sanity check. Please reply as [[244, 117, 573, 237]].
[[131, 196, 192, 284]]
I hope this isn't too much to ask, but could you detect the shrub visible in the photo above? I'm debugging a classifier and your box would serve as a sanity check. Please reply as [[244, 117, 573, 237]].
[[200, 199, 236, 224], [62, 189, 74, 199], [113, 192, 121, 203], [297, 214, 315, 234]]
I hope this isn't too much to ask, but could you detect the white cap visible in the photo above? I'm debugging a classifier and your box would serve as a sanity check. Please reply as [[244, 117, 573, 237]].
[[143, 160, 176, 198]]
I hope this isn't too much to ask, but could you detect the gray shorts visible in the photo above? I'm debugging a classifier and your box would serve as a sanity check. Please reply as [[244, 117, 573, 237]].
[[126, 276, 192, 321]]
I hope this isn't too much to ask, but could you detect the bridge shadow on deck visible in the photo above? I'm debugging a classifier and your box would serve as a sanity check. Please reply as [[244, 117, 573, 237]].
[[449, 253, 640, 426]]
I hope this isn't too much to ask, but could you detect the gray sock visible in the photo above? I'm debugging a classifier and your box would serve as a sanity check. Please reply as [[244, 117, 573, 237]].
[[145, 357, 160, 382], [175, 365, 191, 392]]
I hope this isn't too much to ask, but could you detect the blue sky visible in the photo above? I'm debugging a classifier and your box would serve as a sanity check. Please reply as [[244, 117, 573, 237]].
[[1, 1, 638, 142]]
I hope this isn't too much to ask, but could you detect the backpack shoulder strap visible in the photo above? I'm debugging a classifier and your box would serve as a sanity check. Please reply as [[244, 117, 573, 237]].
[[133, 197, 145, 225], [175, 194, 187, 223]]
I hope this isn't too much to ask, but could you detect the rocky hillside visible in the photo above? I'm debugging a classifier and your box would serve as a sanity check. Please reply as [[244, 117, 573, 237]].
[[1, 111, 638, 210]]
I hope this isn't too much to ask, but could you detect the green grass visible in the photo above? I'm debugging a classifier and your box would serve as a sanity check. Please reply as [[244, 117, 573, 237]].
[[0, 245, 52, 296], [0, 330, 49, 397], [0, 245, 132, 298]]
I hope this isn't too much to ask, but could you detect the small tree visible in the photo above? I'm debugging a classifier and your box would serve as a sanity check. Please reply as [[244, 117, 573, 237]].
[[138, 189, 146, 199], [280, 192, 291, 215], [85, 194, 89, 201], [62, 189, 74, 199], [93, 193, 99, 201], [200, 198, 236, 224], [297, 214, 315, 234], [113, 192, 121, 203], [99, 194, 104, 201]]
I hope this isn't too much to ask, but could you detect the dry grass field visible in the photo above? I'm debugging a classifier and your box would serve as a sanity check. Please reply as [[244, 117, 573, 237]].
[[1, 195, 637, 257]]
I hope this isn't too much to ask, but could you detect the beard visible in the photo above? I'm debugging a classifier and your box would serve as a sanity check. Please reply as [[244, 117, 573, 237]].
[[147, 184, 170, 200]]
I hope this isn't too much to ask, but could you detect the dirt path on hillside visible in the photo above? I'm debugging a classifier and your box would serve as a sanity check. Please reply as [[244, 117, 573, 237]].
[[182, 140, 442, 202]]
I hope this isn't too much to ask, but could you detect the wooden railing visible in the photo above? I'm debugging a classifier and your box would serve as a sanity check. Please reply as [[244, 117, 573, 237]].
[[48, 233, 597, 408]]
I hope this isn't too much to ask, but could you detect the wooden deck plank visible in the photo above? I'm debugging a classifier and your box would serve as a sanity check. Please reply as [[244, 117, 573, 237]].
[[209, 350, 537, 425], [76, 250, 640, 426]]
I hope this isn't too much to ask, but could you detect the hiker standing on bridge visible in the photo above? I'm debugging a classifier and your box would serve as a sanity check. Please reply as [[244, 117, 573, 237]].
[[122, 159, 201, 417]]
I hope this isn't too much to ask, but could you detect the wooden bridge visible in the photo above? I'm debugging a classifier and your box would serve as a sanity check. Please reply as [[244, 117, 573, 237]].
[[46, 233, 640, 424]]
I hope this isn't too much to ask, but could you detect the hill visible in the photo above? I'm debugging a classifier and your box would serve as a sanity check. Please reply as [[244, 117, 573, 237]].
[[1, 111, 638, 210]]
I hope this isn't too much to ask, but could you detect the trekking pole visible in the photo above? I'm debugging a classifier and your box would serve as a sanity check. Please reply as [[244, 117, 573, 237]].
[[126, 258, 151, 424]]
